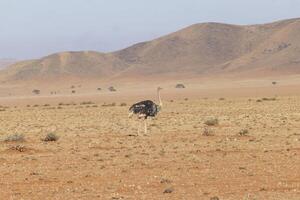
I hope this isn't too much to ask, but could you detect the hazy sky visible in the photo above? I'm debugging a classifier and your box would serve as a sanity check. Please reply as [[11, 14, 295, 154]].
[[0, 0, 300, 59]]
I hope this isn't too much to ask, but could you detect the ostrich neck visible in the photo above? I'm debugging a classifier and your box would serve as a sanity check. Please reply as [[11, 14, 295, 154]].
[[157, 90, 163, 107]]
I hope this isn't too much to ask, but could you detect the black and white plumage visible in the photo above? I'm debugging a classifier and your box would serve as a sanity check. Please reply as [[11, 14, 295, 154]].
[[129, 100, 161, 119], [129, 87, 163, 134]]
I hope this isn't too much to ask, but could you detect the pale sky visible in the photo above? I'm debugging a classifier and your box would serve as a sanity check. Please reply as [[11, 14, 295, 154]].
[[0, 0, 299, 59]]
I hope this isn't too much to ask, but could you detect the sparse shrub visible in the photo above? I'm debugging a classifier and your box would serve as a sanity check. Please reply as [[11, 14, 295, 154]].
[[97, 88, 102, 91], [58, 102, 72, 106], [108, 86, 116, 92], [71, 90, 76, 94], [202, 127, 214, 136], [44, 104, 50, 107], [184, 98, 188, 101], [70, 85, 75, 89], [204, 118, 219, 126], [33, 104, 39, 107], [32, 89, 40, 95], [272, 81, 277, 85], [175, 83, 185, 89], [102, 102, 116, 107], [80, 101, 94, 105], [219, 98, 225, 101], [4, 133, 25, 142], [160, 178, 172, 184], [42, 133, 59, 142], [262, 97, 276, 101], [256, 99, 262, 102], [163, 188, 174, 194], [120, 103, 127, 106], [239, 129, 249, 136]]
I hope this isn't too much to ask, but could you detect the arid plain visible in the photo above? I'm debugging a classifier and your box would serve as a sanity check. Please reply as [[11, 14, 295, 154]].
[[0, 76, 300, 200], [1, 18, 300, 199]]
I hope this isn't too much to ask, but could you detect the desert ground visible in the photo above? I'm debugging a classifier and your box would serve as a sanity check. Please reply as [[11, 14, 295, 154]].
[[0, 78, 300, 200]]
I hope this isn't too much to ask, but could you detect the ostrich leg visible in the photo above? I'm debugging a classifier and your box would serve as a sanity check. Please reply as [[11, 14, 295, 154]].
[[137, 120, 140, 136], [144, 119, 147, 134]]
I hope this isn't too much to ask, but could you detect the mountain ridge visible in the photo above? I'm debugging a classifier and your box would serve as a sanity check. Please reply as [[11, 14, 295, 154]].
[[2, 18, 300, 82]]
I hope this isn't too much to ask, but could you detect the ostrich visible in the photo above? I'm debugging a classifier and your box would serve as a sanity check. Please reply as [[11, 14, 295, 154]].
[[128, 87, 163, 135]]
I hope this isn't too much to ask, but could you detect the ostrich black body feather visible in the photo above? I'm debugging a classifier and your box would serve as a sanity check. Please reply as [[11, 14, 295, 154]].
[[129, 100, 160, 119]]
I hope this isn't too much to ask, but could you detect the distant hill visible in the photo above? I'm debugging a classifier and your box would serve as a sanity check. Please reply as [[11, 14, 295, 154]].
[[2, 18, 300, 82], [0, 51, 128, 81], [0, 59, 17, 70]]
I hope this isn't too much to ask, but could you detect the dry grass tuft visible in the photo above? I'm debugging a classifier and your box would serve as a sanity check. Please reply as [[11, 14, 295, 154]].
[[202, 127, 214, 136], [204, 118, 219, 126], [10, 144, 26, 152], [239, 129, 249, 136], [4, 133, 25, 142], [42, 133, 59, 142]]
